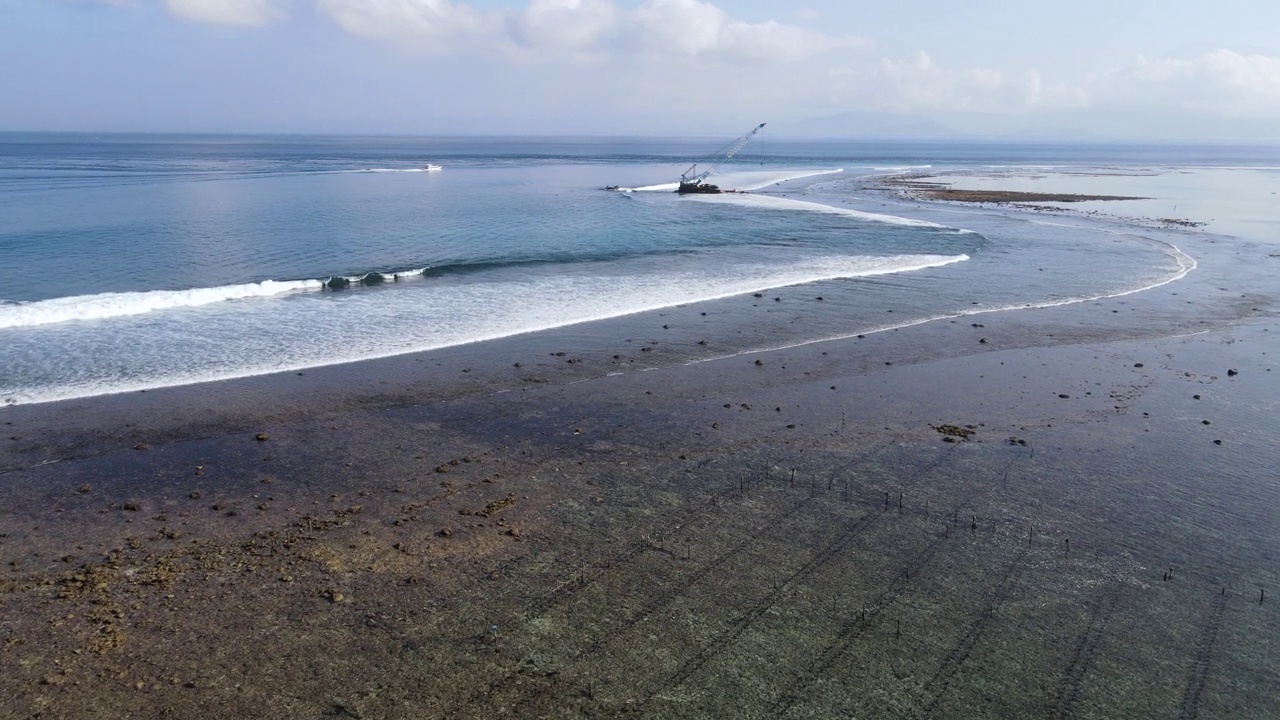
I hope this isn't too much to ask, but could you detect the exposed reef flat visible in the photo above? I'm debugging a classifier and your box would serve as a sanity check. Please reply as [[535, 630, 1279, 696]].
[[886, 176, 1149, 204], [1, 196, 1277, 719]]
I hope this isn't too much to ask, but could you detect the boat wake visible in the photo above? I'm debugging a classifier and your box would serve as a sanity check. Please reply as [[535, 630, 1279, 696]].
[[620, 168, 842, 193]]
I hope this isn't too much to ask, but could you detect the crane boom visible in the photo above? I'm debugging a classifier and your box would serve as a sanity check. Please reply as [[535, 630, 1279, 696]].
[[679, 123, 766, 189]]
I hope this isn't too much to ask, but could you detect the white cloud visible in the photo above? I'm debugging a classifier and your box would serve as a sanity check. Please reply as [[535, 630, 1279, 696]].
[[634, 0, 864, 62], [163, 0, 282, 26], [836, 51, 1086, 114], [513, 0, 619, 53], [314, 0, 499, 46], [1099, 49, 1280, 115]]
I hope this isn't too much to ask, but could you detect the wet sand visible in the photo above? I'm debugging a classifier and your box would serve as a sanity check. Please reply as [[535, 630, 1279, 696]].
[[2, 206, 1279, 718]]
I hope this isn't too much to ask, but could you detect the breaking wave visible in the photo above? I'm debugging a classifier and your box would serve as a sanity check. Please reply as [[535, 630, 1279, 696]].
[[0, 268, 434, 330]]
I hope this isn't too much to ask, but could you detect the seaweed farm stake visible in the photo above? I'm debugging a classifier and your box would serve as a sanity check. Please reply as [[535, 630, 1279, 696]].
[[884, 491, 889, 510], [1262, 588, 1266, 604], [898, 492, 903, 513], [790, 467, 795, 487]]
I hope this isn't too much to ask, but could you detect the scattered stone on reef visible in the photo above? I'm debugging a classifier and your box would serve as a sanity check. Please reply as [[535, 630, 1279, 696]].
[[979, 338, 989, 344], [774, 297, 781, 302], [438, 527, 453, 537], [122, 502, 140, 512], [943, 436, 957, 443], [189, 490, 201, 499], [133, 443, 149, 451], [1193, 394, 1201, 400], [885, 361, 893, 366], [503, 527, 520, 537], [641, 347, 652, 352], [1202, 420, 1211, 425], [1134, 363, 1144, 368], [328, 591, 345, 603], [1058, 393, 1070, 399], [435, 464, 450, 473], [77, 483, 91, 494], [513, 362, 521, 367], [753, 293, 763, 297], [489, 572, 501, 581], [698, 340, 708, 346], [857, 334, 865, 339], [754, 359, 764, 366], [663, 324, 669, 329], [816, 296, 824, 301], [712, 422, 720, 429], [255, 433, 269, 442], [1227, 369, 1239, 376], [741, 403, 751, 410], [786, 424, 796, 429], [552, 351, 565, 356], [1213, 439, 1223, 445], [932, 424, 975, 440]]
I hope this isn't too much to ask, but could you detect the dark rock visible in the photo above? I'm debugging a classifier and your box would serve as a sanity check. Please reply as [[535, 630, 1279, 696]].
[[255, 433, 269, 442]]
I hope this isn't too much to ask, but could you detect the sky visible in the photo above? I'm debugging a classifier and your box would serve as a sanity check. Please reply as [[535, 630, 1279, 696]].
[[2, 0, 1279, 140]]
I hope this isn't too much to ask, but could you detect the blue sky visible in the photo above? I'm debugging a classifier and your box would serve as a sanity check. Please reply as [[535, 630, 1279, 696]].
[[3, 1, 1279, 139]]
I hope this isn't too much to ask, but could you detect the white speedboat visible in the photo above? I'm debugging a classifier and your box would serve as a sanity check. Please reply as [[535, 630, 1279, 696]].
[[423, 164, 443, 172]]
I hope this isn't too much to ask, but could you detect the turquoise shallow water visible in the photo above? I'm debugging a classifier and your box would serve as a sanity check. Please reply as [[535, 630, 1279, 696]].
[[0, 135, 1275, 405]]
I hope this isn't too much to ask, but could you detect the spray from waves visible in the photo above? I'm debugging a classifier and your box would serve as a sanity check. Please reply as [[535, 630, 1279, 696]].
[[0, 267, 434, 330], [687, 192, 971, 232], [619, 168, 842, 193]]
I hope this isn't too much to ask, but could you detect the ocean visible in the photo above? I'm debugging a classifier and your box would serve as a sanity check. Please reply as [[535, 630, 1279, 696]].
[[2, 134, 1278, 406]]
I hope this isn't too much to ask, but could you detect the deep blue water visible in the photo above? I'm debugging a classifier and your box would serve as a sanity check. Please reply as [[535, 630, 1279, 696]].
[[1, 134, 1271, 405]]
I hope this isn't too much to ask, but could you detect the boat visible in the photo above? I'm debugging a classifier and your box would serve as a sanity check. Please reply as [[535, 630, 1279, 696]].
[[676, 123, 765, 195], [677, 181, 723, 194], [423, 164, 443, 172]]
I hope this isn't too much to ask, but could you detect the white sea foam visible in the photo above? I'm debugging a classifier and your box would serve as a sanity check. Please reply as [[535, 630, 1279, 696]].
[[687, 192, 956, 230], [351, 168, 437, 173], [619, 168, 842, 193], [0, 252, 969, 405], [0, 279, 324, 329]]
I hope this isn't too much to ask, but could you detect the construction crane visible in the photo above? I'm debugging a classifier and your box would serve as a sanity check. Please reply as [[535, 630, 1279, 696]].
[[677, 122, 766, 194]]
